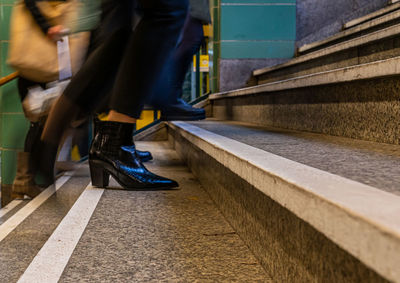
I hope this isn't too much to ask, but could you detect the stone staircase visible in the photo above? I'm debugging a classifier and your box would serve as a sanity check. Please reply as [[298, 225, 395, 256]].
[[299, 0, 400, 54], [2, 4, 400, 282], [143, 4, 400, 282]]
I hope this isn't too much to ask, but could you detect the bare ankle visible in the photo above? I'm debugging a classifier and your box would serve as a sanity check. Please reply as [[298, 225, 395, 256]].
[[107, 110, 137, 124]]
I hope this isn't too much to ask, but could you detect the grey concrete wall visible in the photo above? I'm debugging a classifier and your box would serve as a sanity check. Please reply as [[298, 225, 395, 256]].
[[219, 59, 288, 92], [297, 0, 387, 47]]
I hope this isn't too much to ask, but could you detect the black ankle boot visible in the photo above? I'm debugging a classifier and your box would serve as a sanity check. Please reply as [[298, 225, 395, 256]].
[[93, 117, 153, 162], [89, 121, 178, 189], [135, 149, 153, 162]]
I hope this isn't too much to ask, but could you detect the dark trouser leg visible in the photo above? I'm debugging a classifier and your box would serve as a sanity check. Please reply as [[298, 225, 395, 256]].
[[151, 14, 204, 106], [24, 122, 44, 153], [90, 0, 188, 189], [37, 1, 133, 186], [109, 0, 189, 118], [13, 78, 46, 197], [153, 14, 206, 120], [41, 26, 132, 146], [167, 15, 204, 103]]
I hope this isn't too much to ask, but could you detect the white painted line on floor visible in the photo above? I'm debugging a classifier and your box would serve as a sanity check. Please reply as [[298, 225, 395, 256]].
[[18, 184, 104, 283], [0, 200, 23, 218], [0, 176, 70, 242]]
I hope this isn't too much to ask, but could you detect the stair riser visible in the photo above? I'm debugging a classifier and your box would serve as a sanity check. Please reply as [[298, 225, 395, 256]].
[[168, 127, 389, 283], [300, 16, 400, 55], [259, 36, 400, 84], [212, 77, 400, 145]]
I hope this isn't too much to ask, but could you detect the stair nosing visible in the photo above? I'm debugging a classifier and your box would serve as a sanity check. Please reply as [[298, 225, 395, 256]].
[[299, 8, 400, 54], [253, 22, 400, 77], [343, 1, 400, 30], [214, 55, 400, 100], [169, 121, 400, 283]]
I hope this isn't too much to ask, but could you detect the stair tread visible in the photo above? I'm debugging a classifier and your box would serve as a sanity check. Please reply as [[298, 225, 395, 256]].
[[56, 142, 270, 282], [169, 120, 400, 282], [188, 120, 400, 196], [212, 55, 400, 100], [0, 200, 29, 225], [169, 122, 400, 282], [253, 22, 400, 78], [299, 8, 400, 54], [2, 142, 270, 282], [344, 1, 400, 30], [0, 171, 89, 283]]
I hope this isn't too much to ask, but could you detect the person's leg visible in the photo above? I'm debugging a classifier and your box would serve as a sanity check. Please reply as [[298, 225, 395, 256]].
[[36, 21, 133, 187], [108, 0, 188, 118], [168, 15, 204, 104], [40, 0, 134, 148], [40, 1, 134, 148], [12, 78, 46, 198], [89, 0, 188, 189], [150, 13, 206, 120]]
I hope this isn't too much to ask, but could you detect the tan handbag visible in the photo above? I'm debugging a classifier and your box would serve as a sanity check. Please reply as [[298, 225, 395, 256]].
[[7, 0, 90, 82]]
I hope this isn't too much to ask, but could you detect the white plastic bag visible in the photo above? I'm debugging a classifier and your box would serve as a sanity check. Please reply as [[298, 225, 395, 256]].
[[22, 36, 72, 122]]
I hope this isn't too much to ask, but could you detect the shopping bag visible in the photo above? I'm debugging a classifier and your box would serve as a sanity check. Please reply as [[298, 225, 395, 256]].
[[7, 0, 90, 82], [22, 36, 72, 122]]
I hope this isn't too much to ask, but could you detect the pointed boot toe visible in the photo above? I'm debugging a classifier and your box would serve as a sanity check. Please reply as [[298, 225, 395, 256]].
[[89, 121, 178, 190]]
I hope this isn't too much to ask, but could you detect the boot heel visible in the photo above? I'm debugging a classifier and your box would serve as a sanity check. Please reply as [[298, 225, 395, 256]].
[[89, 161, 110, 188]]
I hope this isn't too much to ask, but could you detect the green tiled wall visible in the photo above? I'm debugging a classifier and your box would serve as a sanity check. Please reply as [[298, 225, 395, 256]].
[[209, 0, 296, 91], [219, 0, 296, 59], [221, 40, 295, 58], [221, 5, 295, 40], [1, 0, 27, 200]]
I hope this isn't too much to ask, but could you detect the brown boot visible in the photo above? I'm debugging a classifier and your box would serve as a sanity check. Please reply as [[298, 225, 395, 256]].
[[11, 151, 42, 199]]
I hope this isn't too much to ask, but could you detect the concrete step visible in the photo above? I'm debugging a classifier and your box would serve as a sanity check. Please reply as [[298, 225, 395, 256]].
[[211, 55, 400, 145], [343, 1, 400, 30], [0, 142, 271, 282], [167, 120, 400, 283], [253, 22, 400, 85], [298, 6, 400, 55]]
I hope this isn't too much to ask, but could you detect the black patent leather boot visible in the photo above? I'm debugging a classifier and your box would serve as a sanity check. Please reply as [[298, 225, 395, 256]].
[[135, 149, 153, 162], [89, 121, 178, 189], [93, 117, 153, 162]]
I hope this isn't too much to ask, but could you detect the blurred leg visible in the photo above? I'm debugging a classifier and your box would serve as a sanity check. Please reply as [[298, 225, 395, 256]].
[[155, 14, 206, 120], [90, 0, 188, 189], [109, 0, 189, 118]]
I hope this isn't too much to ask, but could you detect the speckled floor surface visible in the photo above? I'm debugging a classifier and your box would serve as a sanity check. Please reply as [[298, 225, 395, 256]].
[[58, 141, 271, 282], [190, 120, 400, 196], [0, 173, 90, 283], [0, 142, 271, 282], [0, 200, 28, 224]]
